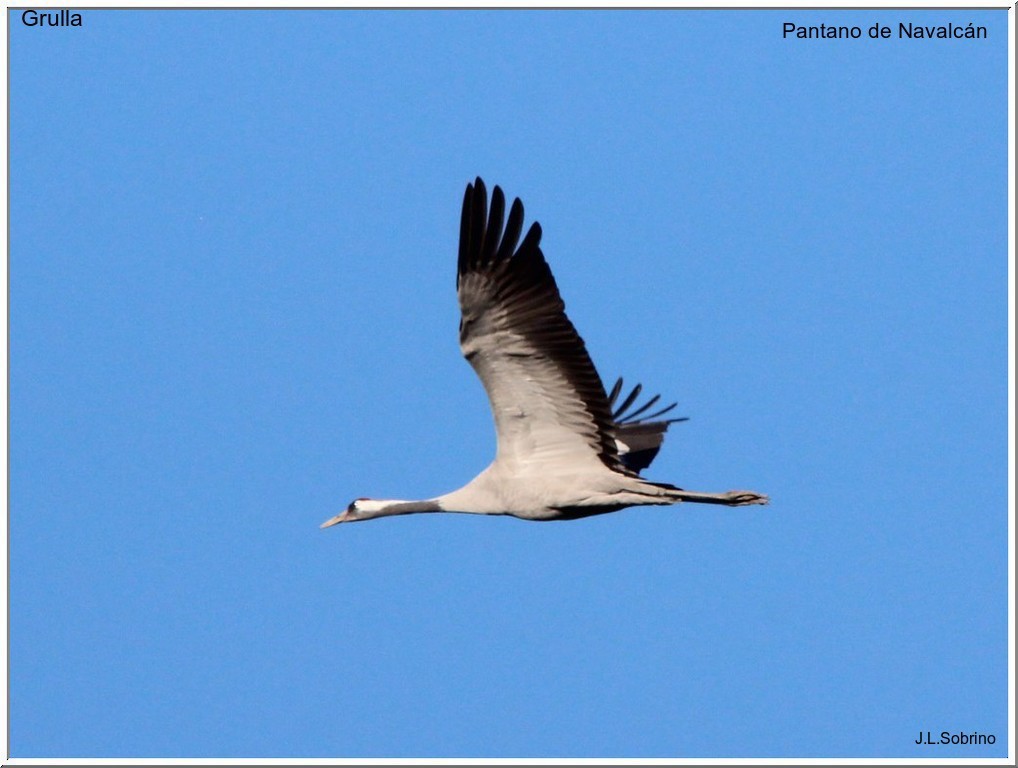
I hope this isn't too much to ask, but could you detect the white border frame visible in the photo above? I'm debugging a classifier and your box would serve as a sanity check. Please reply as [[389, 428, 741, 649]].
[[2, 1, 1012, 765]]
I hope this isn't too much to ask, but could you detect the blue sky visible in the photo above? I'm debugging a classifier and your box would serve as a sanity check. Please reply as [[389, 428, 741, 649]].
[[9, 7, 1009, 759]]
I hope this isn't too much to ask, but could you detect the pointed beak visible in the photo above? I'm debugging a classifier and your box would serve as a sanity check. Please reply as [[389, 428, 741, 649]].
[[320, 511, 348, 529]]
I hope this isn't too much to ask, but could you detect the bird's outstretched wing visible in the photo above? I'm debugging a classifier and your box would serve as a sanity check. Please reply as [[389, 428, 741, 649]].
[[457, 177, 630, 475], [607, 377, 688, 473]]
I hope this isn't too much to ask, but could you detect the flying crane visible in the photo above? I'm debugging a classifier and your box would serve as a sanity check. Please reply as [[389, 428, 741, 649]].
[[321, 178, 767, 527]]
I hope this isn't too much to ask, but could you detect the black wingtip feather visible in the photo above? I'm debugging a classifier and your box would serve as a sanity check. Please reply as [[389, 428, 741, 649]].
[[621, 393, 661, 422], [469, 180, 487, 273], [460, 179, 538, 279], [496, 198, 525, 263], [642, 402, 680, 421], [614, 384, 643, 418], [609, 381, 688, 426], [457, 185, 475, 288], [607, 377, 624, 405], [518, 221, 542, 255], [482, 186, 505, 266]]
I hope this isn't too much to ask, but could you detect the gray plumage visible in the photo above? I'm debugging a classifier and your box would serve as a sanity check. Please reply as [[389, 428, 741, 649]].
[[321, 178, 767, 528]]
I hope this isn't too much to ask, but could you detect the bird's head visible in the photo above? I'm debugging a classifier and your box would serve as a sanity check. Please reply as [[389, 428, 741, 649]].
[[321, 497, 405, 528], [320, 498, 371, 528], [320, 497, 438, 528]]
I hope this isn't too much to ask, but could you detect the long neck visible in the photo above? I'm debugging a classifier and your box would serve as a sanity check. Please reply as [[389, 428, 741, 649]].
[[358, 487, 503, 520], [356, 498, 443, 521]]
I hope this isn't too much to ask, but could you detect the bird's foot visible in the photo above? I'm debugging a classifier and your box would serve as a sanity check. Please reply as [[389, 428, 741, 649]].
[[724, 490, 769, 506]]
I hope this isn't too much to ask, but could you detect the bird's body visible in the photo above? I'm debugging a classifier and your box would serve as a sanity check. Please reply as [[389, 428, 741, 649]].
[[322, 178, 767, 528], [439, 462, 668, 520]]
